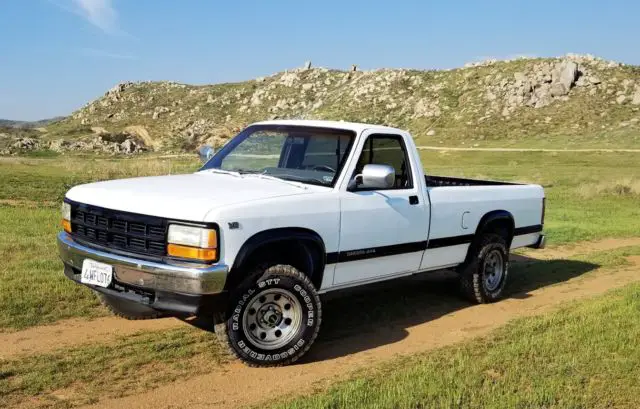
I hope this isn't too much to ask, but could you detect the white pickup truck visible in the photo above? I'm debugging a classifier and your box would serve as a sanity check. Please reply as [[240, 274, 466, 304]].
[[58, 119, 545, 366]]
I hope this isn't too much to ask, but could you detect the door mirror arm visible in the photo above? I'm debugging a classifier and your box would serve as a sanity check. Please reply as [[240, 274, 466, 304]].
[[347, 175, 363, 191]]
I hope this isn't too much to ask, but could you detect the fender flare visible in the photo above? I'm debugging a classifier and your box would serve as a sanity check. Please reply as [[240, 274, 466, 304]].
[[474, 210, 515, 246], [229, 227, 327, 288]]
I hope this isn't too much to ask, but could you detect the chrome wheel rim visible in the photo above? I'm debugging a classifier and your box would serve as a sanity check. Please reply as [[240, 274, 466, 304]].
[[242, 288, 303, 350], [484, 250, 504, 292]]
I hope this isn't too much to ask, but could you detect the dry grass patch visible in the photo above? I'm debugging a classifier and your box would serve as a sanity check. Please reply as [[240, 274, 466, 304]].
[[577, 177, 640, 198]]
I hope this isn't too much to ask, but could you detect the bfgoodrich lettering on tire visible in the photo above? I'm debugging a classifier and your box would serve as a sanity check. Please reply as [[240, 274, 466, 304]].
[[214, 264, 322, 367], [458, 233, 509, 303]]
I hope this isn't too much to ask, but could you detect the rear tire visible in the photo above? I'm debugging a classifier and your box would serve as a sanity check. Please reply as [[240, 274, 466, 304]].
[[458, 233, 509, 303], [215, 264, 322, 367], [97, 292, 164, 320]]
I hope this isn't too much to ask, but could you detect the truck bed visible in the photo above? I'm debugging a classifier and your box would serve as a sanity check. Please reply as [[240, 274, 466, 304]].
[[425, 175, 518, 187]]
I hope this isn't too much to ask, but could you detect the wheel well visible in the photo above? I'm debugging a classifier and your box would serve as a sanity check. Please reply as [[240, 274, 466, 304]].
[[226, 229, 326, 291], [474, 210, 515, 246]]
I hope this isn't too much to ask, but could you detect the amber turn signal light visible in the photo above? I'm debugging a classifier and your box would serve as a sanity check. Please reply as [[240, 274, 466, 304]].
[[167, 244, 217, 261], [62, 219, 72, 233]]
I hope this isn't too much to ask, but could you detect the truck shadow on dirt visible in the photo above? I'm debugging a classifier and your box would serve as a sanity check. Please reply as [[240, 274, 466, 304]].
[[303, 255, 598, 363]]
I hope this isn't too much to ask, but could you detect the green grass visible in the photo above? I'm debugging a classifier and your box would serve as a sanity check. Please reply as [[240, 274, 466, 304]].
[[0, 207, 104, 330], [0, 151, 638, 330], [0, 246, 635, 409], [419, 150, 640, 244], [0, 156, 198, 330], [271, 280, 640, 409], [0, 326, 225, 408], [0, 156, 198, 204], [318, 246, 636, 347]]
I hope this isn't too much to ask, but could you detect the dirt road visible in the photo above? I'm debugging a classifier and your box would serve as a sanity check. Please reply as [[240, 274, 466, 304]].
[[3, 238, 640, 409]]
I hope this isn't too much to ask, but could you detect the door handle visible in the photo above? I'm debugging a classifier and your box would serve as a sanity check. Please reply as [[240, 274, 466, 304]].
[[409, 195, 419, 205]]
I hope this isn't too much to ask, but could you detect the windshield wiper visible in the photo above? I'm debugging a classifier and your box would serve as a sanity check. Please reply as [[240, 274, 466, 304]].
[[199, 168, 241, 177], [274, 174, 330, 186], [243, 173, 309, 189]]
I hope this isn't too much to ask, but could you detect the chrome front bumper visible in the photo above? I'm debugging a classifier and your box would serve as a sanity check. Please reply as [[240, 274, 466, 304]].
[[57, 232, 228, 295]]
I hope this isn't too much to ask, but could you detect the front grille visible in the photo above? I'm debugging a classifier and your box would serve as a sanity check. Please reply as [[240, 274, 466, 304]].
[[69, 202, 168, 257]]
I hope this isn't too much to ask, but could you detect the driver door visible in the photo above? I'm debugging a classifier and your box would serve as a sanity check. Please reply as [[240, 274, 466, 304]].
[[333, 131, 430, 285]]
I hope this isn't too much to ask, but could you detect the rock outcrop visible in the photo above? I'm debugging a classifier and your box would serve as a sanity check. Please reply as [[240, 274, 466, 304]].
[[20, 53, 640, 155]]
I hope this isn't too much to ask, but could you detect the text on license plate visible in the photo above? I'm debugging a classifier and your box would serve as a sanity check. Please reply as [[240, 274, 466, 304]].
[[81, 259, 113, 288]]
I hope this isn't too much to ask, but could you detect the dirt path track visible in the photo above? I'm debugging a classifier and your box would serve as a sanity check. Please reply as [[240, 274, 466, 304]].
[[4, 237, 639, 360], [79, 238, 639, 409], [83, 255, 640, 409], [2, 238, 640, 409], [0, 317, 183, 359]]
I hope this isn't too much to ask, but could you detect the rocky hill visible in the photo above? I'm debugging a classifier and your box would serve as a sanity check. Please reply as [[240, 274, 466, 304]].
[[3, 54, 640, 155]]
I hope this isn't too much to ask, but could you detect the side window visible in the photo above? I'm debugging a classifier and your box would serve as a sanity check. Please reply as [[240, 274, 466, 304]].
[[353, 134, 413, 189]]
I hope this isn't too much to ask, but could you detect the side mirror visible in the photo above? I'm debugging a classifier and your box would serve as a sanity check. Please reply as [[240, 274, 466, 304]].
[[198, 145, 215, 163], [350, 164, 395, 190]]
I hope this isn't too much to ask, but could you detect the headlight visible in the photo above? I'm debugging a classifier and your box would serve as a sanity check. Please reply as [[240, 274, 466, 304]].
[[61, 202, 71, 233], [167, 224, 218, 262], [62, 202, 71, 220]]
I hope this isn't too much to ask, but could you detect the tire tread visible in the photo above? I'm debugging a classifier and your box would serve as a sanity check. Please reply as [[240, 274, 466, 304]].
[[214, 264, 322, 367], [458, 233, 508, 304]]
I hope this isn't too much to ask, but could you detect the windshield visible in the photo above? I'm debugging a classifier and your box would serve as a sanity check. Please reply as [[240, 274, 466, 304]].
[[201, 125, 356, 187]]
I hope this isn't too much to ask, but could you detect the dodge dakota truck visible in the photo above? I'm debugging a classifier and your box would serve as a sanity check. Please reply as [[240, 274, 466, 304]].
[[58, 120, 545, 366]]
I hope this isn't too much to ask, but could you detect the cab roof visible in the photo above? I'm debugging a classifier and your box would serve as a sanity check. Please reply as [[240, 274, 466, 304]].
[[251, 119, 406, 135]]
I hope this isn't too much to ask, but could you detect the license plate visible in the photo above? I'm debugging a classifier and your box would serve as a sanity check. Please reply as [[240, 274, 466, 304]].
[[81, 259, 113, 288]]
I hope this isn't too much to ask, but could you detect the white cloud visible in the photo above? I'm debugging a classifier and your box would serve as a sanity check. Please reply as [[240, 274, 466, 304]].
[[80, 47, 137, 60], [46, 0, 128, 36], [72, 0, 118, 34]]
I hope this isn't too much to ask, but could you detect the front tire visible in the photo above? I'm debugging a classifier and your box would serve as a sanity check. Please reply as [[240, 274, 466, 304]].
[[458, 233, 509, 303], [215, 264, 322, 367]]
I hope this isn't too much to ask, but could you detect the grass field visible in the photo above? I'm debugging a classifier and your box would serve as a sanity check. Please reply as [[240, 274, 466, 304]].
[[0, 150, 639, 408], [272, 279, 640, 409], [0, 327, 226, 408], [1, 245, 638, 408], [0, 151, 639, 330], [0, 156, 198, 330]]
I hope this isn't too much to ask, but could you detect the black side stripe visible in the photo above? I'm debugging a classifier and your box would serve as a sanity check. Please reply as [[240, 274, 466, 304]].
[[514, 224, 543, 235], [426, 234, 474, 249], [325, 224, 542, 264], [327, 241, 427, 264]]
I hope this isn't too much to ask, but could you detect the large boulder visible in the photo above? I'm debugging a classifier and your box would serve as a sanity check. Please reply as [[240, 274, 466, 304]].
[[553, 61, 579, 92], [11, 137, 39, 150]]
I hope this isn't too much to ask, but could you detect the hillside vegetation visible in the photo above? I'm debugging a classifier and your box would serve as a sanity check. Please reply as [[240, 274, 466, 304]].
[[3, 54, 640, 155], [0, 117, 63, 129]]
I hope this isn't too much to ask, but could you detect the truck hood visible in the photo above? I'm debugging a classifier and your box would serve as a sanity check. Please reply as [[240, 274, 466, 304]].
[[65, 172, 322, 221]]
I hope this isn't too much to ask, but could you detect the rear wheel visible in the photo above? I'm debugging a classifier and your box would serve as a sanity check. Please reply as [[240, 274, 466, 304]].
[[458, 233, 509, 303], [215, 264, 322, 367], [97, 292, 164, 320]]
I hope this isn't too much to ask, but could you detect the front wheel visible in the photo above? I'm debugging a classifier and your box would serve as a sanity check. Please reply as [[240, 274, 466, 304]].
[[458, 233, 509, 303], [215, 264, 322, 367]]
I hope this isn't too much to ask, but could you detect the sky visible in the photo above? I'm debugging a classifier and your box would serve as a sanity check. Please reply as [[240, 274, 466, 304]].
[[2, 0, 640, 121]]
